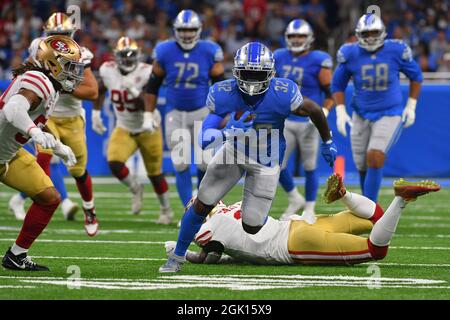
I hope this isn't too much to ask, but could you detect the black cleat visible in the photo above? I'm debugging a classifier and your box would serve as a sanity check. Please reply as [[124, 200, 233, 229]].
[[2, 248, 49, 271]]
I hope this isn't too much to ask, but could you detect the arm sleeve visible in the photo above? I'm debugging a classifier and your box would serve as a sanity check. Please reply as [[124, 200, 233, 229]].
[[198, 113, 225, 150], [2, 94, 36, 134], [290, 83, 303, 111], [399, 44, 423, 82], [331, 63, 352, 93]]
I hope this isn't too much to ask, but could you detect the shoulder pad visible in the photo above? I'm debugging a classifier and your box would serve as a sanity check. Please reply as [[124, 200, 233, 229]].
[[336, 43, 355, 64], [81, 47, 94, 66]]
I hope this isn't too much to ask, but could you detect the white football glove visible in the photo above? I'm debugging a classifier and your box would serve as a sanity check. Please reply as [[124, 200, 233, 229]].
[[402, 97, 417, 128], [335, 104, 353, 137], [53, 140, 77, 167], [142, 110, 161, 132], [122, 79, 140, 99], [29, 127, 57, 149], [92, 110, 106, 135]]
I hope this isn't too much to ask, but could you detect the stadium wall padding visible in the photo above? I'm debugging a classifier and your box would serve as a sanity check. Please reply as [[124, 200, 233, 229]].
[[1, 82, 449, 177]]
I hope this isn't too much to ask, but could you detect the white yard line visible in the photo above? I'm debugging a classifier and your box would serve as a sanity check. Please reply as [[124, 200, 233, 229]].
[[0, 238, 164, 244]]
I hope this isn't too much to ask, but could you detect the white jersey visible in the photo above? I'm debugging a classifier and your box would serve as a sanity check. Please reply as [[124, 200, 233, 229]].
[[99, 61, 152, 133], [0, 71, 59, 163], [28, 38, 93, 118], [195, 202, 292, 264]]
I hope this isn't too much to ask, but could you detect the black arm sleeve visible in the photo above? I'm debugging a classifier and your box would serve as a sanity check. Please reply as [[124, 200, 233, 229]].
[[211, 73, 225, 84], [145, 72, 164, 95], [320, 84, 332, 99]]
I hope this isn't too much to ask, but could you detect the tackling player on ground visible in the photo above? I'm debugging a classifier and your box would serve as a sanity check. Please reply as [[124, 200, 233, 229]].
[[159, 42, 337, 273], [93, 37, 173, 223], [331, 13, 423, 202], [8, 13, 100, 236], [1, 35, 82, 271], [144, 10, 225, 210], [165, 174, 440, 266], [274, 19, 334, 222]]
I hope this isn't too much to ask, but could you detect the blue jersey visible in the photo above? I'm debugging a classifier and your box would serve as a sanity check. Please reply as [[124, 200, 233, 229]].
[[331, 40, 423, 121], [153, 39, 223, 112], [206, 78, 303, 165], [274, 49, 332, 122]]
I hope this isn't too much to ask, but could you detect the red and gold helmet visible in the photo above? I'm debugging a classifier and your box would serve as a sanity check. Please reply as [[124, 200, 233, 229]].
[[35, 35, 84, 92], [43, 12, 77, 37], [114, 36, 140, 73]]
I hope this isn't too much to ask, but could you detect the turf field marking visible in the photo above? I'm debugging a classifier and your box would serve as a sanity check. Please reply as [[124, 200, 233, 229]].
[[0, 226, 177, 235], [363, 262, 450, 268], [0, 238, 165, 244], [1, 274, 447, 291], [0, 285, 37, 289]]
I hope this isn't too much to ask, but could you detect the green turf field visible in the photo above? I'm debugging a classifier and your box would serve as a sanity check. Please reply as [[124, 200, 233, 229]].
[[0, 180, 449, 300]]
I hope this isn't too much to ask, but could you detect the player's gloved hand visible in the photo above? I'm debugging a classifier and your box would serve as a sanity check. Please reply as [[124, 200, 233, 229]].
[[402, 97, 417, 128], [223, 111, 254, 137], [122, 79, 140, 99], [142, 110, 161, 132], [92, 110, 107, 135], [53, 140, 77, 167], [335, 104, 352, 137], [321, 139, 337, 167], [29, 127, 57, 149]]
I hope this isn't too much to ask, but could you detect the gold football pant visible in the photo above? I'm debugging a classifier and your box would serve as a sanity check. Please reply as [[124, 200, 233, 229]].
[[287, 211, 375, 265], [0, 149, 53, 197], [38, 116, 87, 177], [107, 127, 163, 176]]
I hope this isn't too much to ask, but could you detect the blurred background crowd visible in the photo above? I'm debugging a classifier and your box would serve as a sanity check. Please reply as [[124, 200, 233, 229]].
[[1, 0, 450, 80]]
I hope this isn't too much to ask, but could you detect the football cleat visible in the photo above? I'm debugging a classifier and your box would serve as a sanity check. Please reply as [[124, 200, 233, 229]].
[[323, 173, 347, 204], [280, 196, 305, 221], [2, 248, 49, 271], [157, 207, 174, 225], [131, 183, 144, 215], [8, 194, 26, 221], [393, 179, 440, 202], [158, 253, 185, 273], [61, 198, 79, 221], [83, 207, 99, 237]]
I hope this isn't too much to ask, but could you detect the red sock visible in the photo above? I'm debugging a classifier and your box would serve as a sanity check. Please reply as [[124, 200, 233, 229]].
[[36, 153, 52, 176], [16, 201, 59, 249], [150, 175, 169, 194], [75, 171, 93, 202], [367, 239, 389, 260], [370, 204, 385, 224]]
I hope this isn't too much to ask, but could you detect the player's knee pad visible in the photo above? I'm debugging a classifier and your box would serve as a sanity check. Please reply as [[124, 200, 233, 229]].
[[68, 165, 86, 178], [33, 187, 61, 206], [173, 162, 189, 173], [108, 161, 126, 177], [302, 161, 317, 172]]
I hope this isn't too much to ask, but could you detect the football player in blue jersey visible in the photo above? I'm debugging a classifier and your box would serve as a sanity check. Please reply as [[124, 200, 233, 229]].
[[274, 19, 334, 223], [331, 13, 422, 202], [159, 42, 337, 272], [143, 9, 225, 209]]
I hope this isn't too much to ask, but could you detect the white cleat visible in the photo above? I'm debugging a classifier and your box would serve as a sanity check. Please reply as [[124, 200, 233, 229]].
[[300, 210, 317, 225], [280, 196, 305, 221], [8, 194, 26, 221], [158, 253, 185, 273], [83, 207, 99, 237], [61, 198, 79, 221], [156, 207, 174, 225], [131, 183, 144, 215]]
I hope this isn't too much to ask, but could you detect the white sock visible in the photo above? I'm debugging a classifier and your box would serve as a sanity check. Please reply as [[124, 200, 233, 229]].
[[340, 191, 376, 219], [157, 192, 170, 209], [120, 174, 134, 189], [82, 199, 95, 210], [304, 201, 315, 214], [369, 196, 406, 246], [11, 243, 28, 256], [288, 188, 305, 202]]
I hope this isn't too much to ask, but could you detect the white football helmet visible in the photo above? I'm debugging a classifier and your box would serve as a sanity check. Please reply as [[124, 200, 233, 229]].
[[355, 13, 386, 52], [173, 9, 202, 50], [285, 19, 314, 53], [232, 42, 275, 96]]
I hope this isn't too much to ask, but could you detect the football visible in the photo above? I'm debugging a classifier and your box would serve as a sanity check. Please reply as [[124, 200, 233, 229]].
[[234, 110, 256, 122]]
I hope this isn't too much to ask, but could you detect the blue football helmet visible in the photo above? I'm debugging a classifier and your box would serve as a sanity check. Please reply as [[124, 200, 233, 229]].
[[285, 19, 314, 53], [355, 13, 386, 51], [173, 9, 202, 50], [232, 42, 275, 96]]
